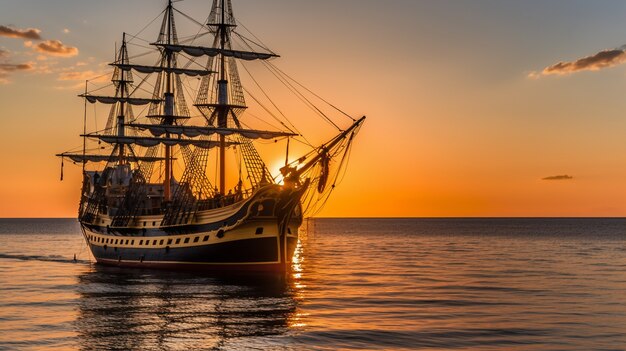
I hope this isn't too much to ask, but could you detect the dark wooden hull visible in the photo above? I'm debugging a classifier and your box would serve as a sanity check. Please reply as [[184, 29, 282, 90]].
[[80, 184, 303, 272], [92, 237, 299, 272]]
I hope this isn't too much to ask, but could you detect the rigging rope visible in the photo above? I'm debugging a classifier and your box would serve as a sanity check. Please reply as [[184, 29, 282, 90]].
[[232, 31, 276, 54], [267, 61, 356, 122], [234, 19, 275, 53], [238, 62, 298, 134], [127, 8, 167, 43], [262, 60, 341, 131]]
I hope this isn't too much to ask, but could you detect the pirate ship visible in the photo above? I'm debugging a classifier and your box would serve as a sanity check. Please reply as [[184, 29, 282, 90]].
[[57, 0, 364, 271]]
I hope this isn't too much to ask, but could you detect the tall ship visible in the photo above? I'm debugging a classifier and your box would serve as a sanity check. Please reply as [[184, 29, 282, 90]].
[[56, 0, 365, 271]]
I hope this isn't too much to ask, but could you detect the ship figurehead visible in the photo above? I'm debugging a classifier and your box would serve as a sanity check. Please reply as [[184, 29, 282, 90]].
[[56, 0, 365, 271]]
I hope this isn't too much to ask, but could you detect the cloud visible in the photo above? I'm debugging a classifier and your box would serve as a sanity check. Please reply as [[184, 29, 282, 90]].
[[0, 63, 33, 71], [29, 40, 78, 57], [0, 62, 34, 84], [58, 70, 108, 82], [55, 68, 109, 89], [0, 25, 42, 40], [0, 48, 8, 58], [532, 46, 626, 77], [63, 28, 70, 34], [542, 175, 573, 181]]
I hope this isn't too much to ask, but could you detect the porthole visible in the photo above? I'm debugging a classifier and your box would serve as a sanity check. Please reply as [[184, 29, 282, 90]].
[[152, 240, 157, 245], [193, 237, 199, 243], [184, 238, 190, 244], [167, 239, 172, 245], [159, 240, 164, 245], [203, 235, 209, 242], [139, 240, 143, 245], [217, 230, 224, 238], [255, 227, 264, 235], [175, 238, 181, 244]]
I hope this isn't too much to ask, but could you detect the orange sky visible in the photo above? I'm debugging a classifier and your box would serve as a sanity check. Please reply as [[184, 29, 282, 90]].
[[1, 0, 626, 217]]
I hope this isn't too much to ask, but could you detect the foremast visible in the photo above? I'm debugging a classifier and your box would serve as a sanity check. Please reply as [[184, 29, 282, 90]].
[[116, 33, 129, 165]]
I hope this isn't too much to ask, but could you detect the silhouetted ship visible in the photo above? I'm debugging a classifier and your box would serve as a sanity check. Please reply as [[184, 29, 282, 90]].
[[56, 0, 364, 271]]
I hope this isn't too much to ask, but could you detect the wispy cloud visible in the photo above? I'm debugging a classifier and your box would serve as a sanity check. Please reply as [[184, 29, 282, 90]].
[[0, 63, 33, 71], [542, 175, 573, 181], [0, 62, 34, 84], [58, 70, 108, 82], [531, 46, 626, 78], [0, 25, 42, 40], [54, 68, 109, 89], [27, 40, 78, 57]]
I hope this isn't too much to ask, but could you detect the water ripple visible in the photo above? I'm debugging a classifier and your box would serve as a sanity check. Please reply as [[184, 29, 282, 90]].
[[1, 218, 625, 350]]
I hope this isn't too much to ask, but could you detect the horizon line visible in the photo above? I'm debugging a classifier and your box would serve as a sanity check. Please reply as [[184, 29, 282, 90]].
[[1, 216, 625, 220]]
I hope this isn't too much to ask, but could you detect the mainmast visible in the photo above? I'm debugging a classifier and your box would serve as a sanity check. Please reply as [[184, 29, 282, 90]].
[[217, 0, 229, 195], [163, 0, 175, 201]]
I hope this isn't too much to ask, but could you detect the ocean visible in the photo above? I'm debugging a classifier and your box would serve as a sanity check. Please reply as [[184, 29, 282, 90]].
[[0, 218, 625, 350]]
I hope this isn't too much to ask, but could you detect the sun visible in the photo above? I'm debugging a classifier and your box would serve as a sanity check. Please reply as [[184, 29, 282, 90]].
[[268, 158, 286, 185]]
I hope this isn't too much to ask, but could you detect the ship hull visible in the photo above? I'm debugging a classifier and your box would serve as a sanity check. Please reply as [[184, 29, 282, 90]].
[[80, 184, 304, 272], [82, 219, 300, 271]]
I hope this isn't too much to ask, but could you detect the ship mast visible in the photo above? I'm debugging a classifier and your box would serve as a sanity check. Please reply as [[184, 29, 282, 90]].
[[117, 32, 128, 165], [217, 0, 228, 195], [163, 0, 175, 201], [82, 80, 88, 173]]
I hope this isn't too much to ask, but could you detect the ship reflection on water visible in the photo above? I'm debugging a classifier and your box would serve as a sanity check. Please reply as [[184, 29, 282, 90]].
[[74, 261, 303, 350]]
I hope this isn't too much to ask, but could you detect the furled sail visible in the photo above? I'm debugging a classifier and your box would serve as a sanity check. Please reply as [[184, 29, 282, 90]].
[[83, 135, 237, 149], [126, 123, 297, 139], [55, 153, 169, 163], [80, 95, 162, 105], [111, 63, 213, 77], [155, 43, 279, 61]]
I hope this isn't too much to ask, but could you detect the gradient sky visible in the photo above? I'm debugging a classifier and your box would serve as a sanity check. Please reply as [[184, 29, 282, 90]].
[[1, 0, 626, 217]]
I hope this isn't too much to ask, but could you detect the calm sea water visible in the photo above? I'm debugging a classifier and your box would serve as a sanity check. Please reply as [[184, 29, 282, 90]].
[[0, 218, 625, 350]]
